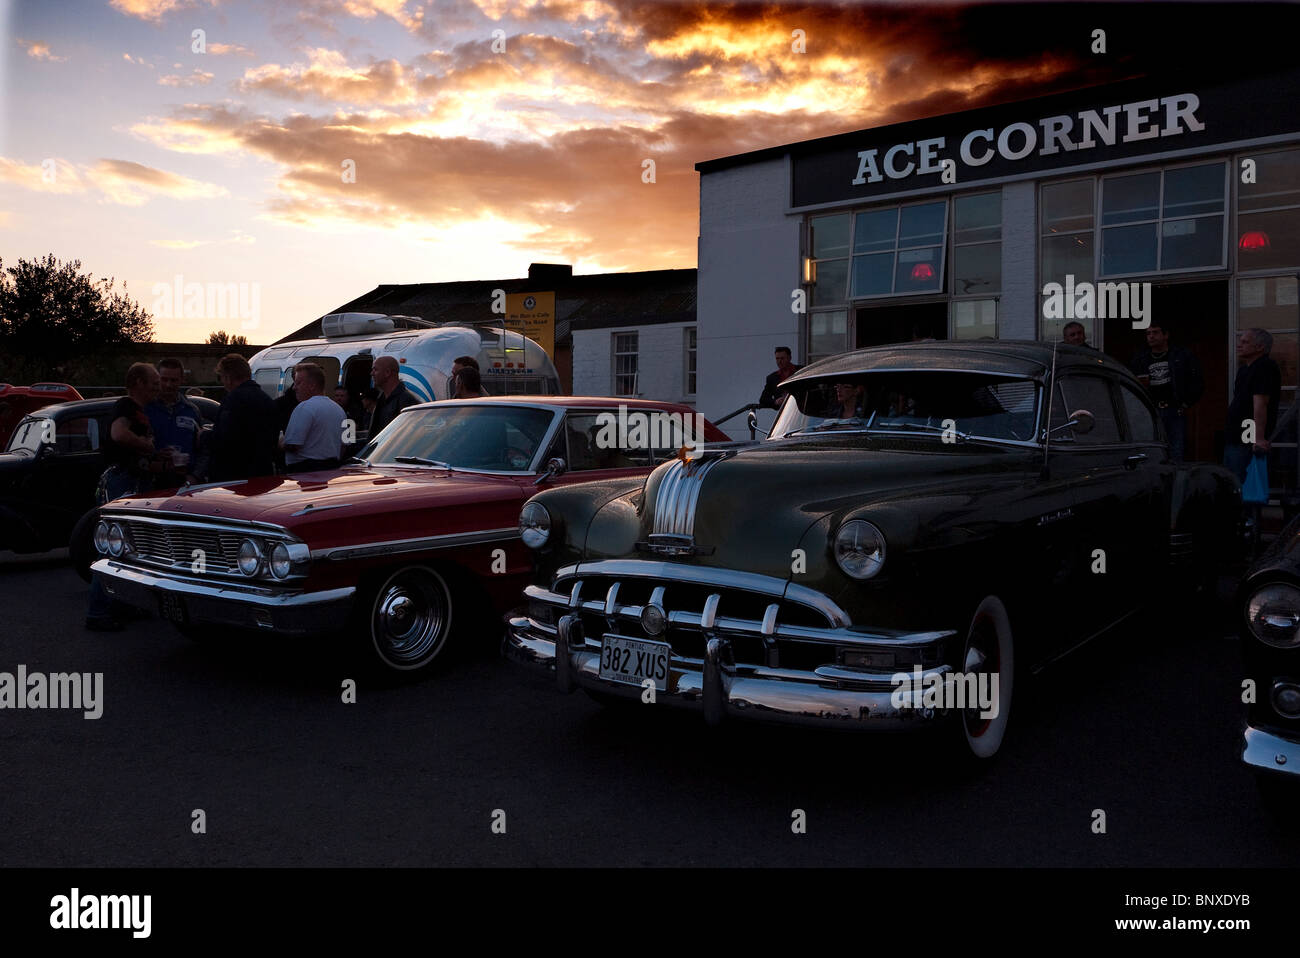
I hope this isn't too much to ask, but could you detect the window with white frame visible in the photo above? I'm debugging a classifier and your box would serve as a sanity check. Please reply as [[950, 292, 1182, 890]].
[[613, 331, 638, 396], [1100, 162, 1226, 275], [684, 327, 696, 397]]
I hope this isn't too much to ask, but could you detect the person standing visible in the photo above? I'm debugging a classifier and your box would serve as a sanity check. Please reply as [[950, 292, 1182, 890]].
[[1062, 321, 1094, 348], [1128, 323, 1204, 462], [282, 362, 345, 473], [145, 358, 202, 488], [370, 355, 420, 437], [202, 353, 278, 482], [451, 355, 488, 397], [86, 362, 162, 631], [1225, 328, 1282, 481], [759, 346, 802, 410], [452, 366, 481, 399]]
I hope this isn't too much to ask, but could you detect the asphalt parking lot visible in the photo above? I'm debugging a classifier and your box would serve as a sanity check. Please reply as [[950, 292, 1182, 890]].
[[1, 549, 1297, 867]]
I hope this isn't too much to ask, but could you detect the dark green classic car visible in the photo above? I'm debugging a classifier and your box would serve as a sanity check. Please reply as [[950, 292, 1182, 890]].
[[504, 341, 1240, 760]]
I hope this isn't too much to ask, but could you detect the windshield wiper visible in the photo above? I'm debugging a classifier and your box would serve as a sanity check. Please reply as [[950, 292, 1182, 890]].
[[393, 456, 452, 468], [871, 421, 971, 442], [787, 417, 870, 436]]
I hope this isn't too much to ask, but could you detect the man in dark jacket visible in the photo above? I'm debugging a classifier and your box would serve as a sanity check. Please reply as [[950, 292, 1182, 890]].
[[759, 346, 802, 410], [202, 353, 278, 481], [1128, 323, 1203, 462], [369, 355, 421, 438]]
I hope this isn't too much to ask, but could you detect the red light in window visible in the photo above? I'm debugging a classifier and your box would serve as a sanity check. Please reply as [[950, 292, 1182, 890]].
[[1239, 231, 1271, 251], [911, 263, 934, 281], [493, 362, 502, 367]]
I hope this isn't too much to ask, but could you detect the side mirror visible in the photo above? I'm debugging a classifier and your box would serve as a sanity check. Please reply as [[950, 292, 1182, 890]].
[[746, 409, 770, 439], [534, 456, 567, 486], [1069, 409, 1095, 434]]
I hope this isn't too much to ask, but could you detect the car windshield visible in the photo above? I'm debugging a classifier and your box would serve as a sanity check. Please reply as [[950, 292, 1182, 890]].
[[772, 371, 1040, 443], [358, 404, 556, 471], [6, 416, 49, 453]]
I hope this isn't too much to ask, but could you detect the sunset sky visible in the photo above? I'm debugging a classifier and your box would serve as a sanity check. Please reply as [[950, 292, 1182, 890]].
[[0, 1, 1275, 343]]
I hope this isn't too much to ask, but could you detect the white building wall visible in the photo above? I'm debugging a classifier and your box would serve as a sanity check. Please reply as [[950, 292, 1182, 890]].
[[572, 322, 695, 403], [698, 158, 803, 439]]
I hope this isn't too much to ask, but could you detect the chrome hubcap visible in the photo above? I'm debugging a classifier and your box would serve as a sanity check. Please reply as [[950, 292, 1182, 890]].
[[372, 570, 449, 667]]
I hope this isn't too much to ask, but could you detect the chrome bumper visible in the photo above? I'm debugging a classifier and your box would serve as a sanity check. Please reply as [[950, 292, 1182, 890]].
[[92, 558, 355, 635], [1242, 724, 1300, 779], [504, 610, 955, 730]]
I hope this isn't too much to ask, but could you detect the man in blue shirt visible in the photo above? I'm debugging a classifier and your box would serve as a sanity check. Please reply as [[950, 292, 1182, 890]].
[[144, 357, 202, 488]]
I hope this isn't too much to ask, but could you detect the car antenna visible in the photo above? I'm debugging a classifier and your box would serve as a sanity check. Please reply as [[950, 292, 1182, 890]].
[[1041, 336, 1061, 479]]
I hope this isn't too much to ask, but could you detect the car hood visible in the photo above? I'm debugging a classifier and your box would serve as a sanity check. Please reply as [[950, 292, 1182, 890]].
[[583, 435, 1032, 577], [110, 465, 526, 528]]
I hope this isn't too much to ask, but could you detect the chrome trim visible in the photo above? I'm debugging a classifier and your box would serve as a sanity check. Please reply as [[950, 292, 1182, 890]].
[[99, 509, 292, 538], [312, 526, 520, 560], [700, 593, 720, 630], [290, 502, 355, 517], [175, 479, 249, 494], [1242, 724, 1300, 778], [761, 603, 779, 636], [650, 455, 725, 541], [603, 582, 621, 617], [92, 558, 353, 607], [504, 615, 956, 730]]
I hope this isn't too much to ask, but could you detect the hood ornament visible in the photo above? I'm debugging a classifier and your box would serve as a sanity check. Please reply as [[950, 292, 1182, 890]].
[[636, 451, 728, 557]]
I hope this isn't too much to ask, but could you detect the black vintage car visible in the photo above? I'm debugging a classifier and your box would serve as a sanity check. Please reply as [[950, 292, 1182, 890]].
[[1237, 516, 1300, 811], [505, 341, 1241, 761], [0, 396, 219, 574]]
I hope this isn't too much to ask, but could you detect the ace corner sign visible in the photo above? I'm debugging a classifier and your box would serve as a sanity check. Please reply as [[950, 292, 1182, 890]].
[[504, 290, 555, 358]]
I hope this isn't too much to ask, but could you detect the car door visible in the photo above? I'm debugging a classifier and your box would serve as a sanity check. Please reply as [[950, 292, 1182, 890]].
[[1114, 379, 1176, 591], [1050, 372, 1149, 630], [26, 411, 107, 540]]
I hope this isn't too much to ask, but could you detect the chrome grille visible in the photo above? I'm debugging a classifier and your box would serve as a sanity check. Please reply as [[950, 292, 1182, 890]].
[[650, 456, 724, 537], [118, 519, 247, 574]]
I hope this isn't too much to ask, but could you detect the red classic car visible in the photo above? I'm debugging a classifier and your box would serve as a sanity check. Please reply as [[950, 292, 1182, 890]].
[[90, 397, 728, 677]]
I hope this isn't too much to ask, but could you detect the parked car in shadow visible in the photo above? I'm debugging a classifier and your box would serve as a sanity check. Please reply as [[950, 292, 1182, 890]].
[[0, 395, 220, 577], [506, 341, 1241, 763]]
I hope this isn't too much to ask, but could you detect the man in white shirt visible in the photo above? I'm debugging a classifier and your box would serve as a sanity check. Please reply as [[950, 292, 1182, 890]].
[[282, 362, 345, 474]]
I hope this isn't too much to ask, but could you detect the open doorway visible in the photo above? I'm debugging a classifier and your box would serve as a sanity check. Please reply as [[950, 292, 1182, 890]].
[[1102, 279, 1228, 463], [856, 301, 948, 348]]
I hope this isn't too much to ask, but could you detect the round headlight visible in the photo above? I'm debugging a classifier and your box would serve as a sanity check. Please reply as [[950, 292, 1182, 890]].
[[1272, 681, 1300, 719], [520, 501, 551, 549], [94, 520, 111, 555], [1247, 582, 1300, 648], [106, 522, 125, 557], [269, 542, 292, 580], [237, 538, 263, 577], [834, 519, 886, 580]]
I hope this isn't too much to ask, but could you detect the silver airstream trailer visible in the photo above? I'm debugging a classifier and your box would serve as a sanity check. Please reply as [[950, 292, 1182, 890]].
[[248, 313, 560, 435]]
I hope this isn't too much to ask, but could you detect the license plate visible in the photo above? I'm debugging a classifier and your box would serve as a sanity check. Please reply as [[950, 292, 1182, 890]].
[[158, 592, 188, 625], [599, 634, 670, 691]]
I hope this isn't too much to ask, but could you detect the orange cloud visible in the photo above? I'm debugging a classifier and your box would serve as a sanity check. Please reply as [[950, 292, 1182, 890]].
[[158, 69, 215, 87], [24, 41, 66, 63]]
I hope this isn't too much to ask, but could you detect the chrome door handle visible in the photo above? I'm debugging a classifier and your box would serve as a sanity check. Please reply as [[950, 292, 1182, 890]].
[[1124, 454, 1148, 470]]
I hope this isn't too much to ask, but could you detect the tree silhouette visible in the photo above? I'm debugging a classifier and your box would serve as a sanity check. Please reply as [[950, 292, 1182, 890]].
[[207, 330, 248, 347], [0, 255, 153, 380]]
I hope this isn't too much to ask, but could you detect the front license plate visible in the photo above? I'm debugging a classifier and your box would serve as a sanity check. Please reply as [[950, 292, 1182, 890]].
[[158, 591, 188, 625], [599, 634, 670, 691]]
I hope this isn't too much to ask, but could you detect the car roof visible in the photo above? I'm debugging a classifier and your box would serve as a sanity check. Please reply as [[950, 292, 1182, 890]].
[[19, 395, 221, 418], [785, 340, 1128, 384], [406, 395, 706, 413]]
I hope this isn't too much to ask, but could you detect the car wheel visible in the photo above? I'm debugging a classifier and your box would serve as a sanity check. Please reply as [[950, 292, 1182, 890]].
[[944, 595, 1015, 763], [69, 507, 100, 583], [359, 565, 455, 677]]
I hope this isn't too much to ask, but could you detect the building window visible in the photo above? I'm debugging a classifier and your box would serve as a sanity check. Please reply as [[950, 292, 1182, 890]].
[[851, 201, 946, 297], [1100, 162, 1226, 275], [684, 327, 697, 397], [612, 331, 638, 396], [952, 299, 997, 340], [953, 192, 1002, 296], [808, 309, 849, 364], [1040, 178, 1096, 341], [809, 213, 849, 306], [1238, 147, 1300, 272]]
